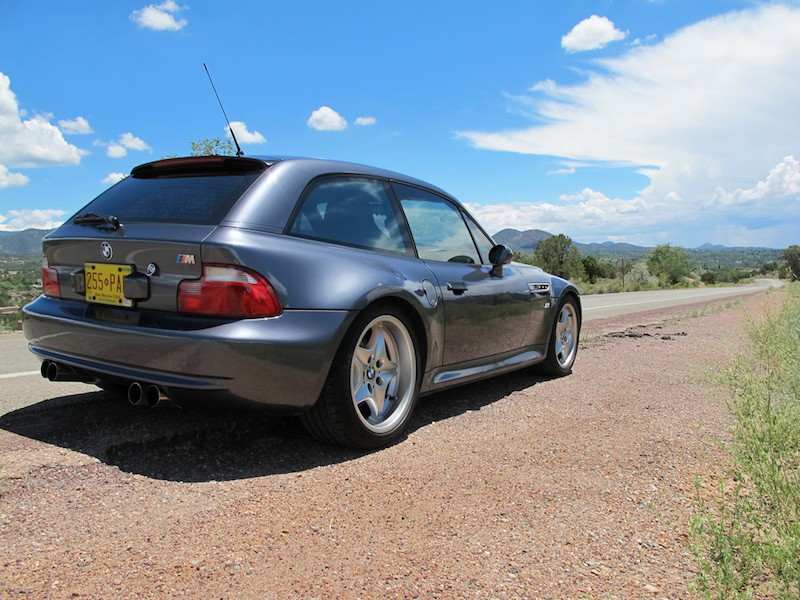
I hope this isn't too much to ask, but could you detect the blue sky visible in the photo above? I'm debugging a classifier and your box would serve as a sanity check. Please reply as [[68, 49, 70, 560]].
[[1, 0, 799, 248]]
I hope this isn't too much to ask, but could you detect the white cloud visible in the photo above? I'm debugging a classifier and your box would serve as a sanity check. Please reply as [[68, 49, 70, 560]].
[[561, 15, 627, 53], [355, 116, 377, 126], [469, 156, 800, 248], [0, 164, 29, 189], [0, 209, 67, 231], [459, 4, 800, 247], [58, 116, 93, 135], [107, 144, 126, 159], [103, 132, 151, 158], [102, 172, 128, 186], [307, 106, 347, 131], [130, 1, 187, 31], [119, 132, 150, 151], [0, 72, 83, 168], [228, 121, 266, 144], [548, 167, 576, 176]]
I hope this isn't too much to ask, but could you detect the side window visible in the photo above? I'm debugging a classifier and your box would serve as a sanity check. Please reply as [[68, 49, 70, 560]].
[[289, 177, 412, 254], [465, 216, 496, 265], [393, 183, 480, 264]]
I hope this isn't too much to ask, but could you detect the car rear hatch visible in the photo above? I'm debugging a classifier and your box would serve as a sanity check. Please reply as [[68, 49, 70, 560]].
[[43, 156, 270, 316]]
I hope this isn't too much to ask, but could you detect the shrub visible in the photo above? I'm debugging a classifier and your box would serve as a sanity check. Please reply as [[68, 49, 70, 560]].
[[691, 283, 800, 599]]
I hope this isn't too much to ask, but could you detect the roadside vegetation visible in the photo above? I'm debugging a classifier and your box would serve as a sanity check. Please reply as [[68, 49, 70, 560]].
[[515, 235, 788, 294], [690, 282, 800, 598], [0, 256, 41, 332]]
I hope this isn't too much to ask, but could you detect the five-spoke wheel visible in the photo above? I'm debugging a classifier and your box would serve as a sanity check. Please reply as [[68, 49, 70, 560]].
[[301, 304, 420, 448], [536, 295, 580, 377]]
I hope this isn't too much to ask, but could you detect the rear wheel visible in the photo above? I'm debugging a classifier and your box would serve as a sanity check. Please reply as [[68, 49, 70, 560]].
[[301, 304, 420, 449], [535, 295, 580, 377]]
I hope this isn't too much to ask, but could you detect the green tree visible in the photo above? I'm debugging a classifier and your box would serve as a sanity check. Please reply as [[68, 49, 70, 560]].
[[190, 137, 235, 156], [647, 244, 691, 285], [533, 234, 585, 280], [582, 255, 601, 284], [781, 245, 800, 281]]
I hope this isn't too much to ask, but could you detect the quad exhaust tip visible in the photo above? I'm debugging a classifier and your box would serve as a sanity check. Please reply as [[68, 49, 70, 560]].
[[127, 381, 170, 407], [40, 360, 90, 383]]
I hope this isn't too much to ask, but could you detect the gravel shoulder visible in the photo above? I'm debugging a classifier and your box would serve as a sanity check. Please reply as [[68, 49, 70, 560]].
[[0, 290, 784, 599]]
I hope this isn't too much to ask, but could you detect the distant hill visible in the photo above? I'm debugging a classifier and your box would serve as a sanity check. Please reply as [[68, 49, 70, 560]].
[[492, 228, 781, 268], [492, 228, 552, 250], [493, 228, 651, 255], [0, 229, 52, 255]]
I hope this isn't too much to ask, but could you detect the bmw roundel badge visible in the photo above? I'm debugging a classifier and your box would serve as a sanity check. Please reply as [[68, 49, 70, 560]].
[[101, 241, 113, 260]]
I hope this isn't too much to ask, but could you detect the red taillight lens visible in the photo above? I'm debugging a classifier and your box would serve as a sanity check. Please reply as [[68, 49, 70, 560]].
[[42, 257, 61, 298], [178, 264, 282, 318]]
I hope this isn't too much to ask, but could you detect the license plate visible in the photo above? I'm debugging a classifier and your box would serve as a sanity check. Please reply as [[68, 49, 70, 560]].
[[85, 263, 133, 307]]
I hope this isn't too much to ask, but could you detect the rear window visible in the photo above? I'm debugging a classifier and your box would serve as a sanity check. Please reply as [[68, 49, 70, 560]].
[[77, 173, 261, 225]]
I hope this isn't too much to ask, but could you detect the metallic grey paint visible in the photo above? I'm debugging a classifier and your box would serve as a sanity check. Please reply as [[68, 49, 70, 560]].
[[23, 156, 581, 415]]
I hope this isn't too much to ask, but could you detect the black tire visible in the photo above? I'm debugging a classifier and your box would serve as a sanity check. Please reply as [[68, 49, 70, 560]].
[[535, 295, 580, 377], [301, 303, 421, 449]]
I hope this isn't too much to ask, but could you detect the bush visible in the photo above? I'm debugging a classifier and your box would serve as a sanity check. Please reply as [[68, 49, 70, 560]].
[[691, 283, 800, 598]]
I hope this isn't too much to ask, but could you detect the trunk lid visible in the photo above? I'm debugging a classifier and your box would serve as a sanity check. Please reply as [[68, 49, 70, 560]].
[[45, 223, 211, 312]]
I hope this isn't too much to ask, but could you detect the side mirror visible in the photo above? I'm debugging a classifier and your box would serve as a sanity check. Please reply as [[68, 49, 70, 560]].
[[488, 244, 513, 277]]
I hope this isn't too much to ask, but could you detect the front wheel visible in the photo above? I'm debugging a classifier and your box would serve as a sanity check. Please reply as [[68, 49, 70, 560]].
[[535, 296, 580, 377], [301, 304, 420, 449]]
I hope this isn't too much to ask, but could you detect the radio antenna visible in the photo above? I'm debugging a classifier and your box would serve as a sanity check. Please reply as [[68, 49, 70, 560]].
[[203, 63, 243, 157]]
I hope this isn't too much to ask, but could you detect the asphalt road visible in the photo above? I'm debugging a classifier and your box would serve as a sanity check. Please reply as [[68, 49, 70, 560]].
[[581, 278, 781, 319], [0, 280, 781, 385]]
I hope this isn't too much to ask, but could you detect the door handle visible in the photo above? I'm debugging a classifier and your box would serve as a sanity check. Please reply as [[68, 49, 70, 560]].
[[446, 281, 467, 295]]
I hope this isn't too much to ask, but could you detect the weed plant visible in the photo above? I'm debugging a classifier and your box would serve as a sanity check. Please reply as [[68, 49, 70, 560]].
[[691, 283, 800, 598]]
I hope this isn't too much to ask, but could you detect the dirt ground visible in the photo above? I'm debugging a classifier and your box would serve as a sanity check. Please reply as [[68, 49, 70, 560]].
[[0, 290, 782, 599]]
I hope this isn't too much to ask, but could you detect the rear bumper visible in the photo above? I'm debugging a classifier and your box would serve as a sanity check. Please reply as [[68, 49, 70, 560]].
[[23, 296, 354, 412]]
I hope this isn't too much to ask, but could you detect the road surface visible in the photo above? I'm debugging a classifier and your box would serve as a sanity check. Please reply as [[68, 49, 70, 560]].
[[580, 279, 781, 320]]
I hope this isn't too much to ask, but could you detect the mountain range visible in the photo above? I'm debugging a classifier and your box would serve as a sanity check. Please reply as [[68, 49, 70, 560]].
[[0, 227, 782, 260], [0, 229, 51, 256]]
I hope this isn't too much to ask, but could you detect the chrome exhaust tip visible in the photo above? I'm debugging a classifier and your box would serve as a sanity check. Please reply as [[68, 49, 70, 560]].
[[42, 360, 89, 382], [127, 381, 145, 406], [145, 384, 168, 408]]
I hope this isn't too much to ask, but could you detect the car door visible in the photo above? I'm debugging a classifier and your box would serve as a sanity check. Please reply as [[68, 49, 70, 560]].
[[393, 183, 532, 366]]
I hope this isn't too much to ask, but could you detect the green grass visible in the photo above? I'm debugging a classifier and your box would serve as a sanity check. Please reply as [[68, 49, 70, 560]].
[[690, 282, 800, 599]]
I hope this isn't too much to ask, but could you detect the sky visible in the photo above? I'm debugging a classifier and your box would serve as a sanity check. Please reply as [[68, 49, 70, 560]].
[[1, 0, 799, 248]]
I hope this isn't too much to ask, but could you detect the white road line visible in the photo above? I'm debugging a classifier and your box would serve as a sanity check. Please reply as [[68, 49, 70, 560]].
[[0, 370, 39, 379]]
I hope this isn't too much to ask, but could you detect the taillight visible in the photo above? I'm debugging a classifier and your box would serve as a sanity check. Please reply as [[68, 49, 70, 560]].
[[42, 257, 61, 298], [178, 264, 282, 318]]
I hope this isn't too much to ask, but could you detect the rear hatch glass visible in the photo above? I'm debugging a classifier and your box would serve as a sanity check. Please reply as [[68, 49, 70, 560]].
[[81, 156, 266, 225]]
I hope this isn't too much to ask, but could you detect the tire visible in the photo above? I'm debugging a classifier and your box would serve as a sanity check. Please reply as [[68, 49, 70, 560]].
[[535, 295, 580, 377], [301, 303, 421, 449]]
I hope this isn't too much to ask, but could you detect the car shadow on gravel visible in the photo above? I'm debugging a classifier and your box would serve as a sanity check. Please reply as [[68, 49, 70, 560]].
[[0, 370, 548, 482]]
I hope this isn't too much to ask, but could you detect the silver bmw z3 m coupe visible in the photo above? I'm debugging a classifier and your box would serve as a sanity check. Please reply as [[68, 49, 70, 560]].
[[24, 155, 581, 448]]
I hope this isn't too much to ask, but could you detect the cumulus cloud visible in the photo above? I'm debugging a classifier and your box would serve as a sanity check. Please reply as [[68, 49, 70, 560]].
[[548, 167, 576, 176], [130, 1, 187, 31], [58, 116, 93, 135], [469, 156, 800, 248], [0, 209, 67, 231], [561, 15, 627, 53], [102, 172, 128, 186], [102, 132, 151, 158], [307, 106, 347, 131], [0, 72, 84, 169], [228, 121, 266, 144], [459, 4, 800, 246], [0, 164, 29, 189], [355, 116, 377, 126]]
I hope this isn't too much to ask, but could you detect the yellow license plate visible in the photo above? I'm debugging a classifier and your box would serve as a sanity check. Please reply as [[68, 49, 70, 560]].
[[85, 263, 133, 307]]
